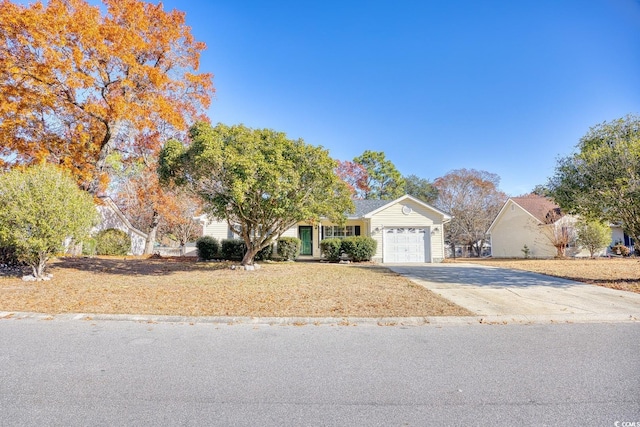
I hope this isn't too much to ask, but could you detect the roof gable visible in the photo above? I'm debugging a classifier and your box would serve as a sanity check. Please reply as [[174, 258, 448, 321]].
[[98, 196, 148, 238], [511, 195, 562, 223], [358, 194, 451, 221], [488, 195, 562, 233]]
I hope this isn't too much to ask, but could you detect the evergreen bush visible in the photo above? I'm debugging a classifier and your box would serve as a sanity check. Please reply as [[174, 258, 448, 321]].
[[255, 243, 273, 261], [196, 236, 219, 260], [320, 238, 343, 262], [0, 244, 20, 266], [95, 228, 130, 256], [341, 236, 377, 262], [277, 237, 301, 261], [82, 238, 97, 256], [221, 239, 246, 260]]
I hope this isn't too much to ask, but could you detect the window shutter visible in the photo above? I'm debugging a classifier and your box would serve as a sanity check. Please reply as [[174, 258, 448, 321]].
[[355, 226, 361, 236]]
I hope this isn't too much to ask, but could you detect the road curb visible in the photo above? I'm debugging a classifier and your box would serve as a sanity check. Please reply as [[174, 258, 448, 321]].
[[1, 311, 638, 326]]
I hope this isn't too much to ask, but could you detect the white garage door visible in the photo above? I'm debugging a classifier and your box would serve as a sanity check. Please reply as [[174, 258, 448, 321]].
[[384, 227, 430, 263]]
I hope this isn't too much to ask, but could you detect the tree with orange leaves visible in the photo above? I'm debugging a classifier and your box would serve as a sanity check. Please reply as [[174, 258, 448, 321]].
[[0, 0, 213, 193], [159, 187, 203, 248], [335, 160, 369, 199]]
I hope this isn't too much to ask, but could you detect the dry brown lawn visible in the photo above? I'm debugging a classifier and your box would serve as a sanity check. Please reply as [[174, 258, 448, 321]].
[[447, 257, 640, 294], [0, 257, 471, 318]]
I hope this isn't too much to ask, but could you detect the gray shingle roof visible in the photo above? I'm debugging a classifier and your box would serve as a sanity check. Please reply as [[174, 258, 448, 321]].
[[349, 199, 391, 218]]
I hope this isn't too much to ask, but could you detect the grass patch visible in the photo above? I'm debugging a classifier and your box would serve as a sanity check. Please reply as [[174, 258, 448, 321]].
[[0, 257, 472, 317]]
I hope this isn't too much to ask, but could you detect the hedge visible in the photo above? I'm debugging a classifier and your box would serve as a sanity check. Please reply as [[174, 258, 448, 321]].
[[342, 236, 377, 261], [320, 238, 343, 262], [95, 228, 130, 255], [196, 236, 220, 260], [255, 243, 273, 261], [277, 237, 301, 261], [321, 236, 377, 262], [221, 239, 245, 260]]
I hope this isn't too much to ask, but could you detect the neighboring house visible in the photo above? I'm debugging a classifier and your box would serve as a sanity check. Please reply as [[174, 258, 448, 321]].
[[198, 194, 451, 263], [94, 196, 148, 255], [488, 195, 615, 258], [610, 223, 636, 254]]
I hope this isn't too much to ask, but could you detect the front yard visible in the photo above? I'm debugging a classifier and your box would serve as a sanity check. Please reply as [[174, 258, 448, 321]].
[[0, 257, 471, 318], [3, 257, 637, 319]]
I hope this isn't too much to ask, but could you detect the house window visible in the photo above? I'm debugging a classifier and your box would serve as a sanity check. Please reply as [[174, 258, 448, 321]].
[[323, 225, 361, 238]]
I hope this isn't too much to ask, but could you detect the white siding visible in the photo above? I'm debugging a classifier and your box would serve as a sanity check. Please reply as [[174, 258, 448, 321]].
[[369, 199, 446, 262], [280, 227, 297, 238], [202, 219, 231, 241], [490, 201, 557, 258], [95, 203, 147, 256]]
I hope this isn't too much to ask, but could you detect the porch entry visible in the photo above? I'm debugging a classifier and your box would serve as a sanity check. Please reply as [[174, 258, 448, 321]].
[[299, 226, 313, 255]]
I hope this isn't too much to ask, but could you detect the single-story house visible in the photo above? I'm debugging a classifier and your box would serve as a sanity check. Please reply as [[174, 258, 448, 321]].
[[198, 194, 452, 263], [610, 224, 636, 251], [94, 196, 148, 255], [487, 194, 630, 258]]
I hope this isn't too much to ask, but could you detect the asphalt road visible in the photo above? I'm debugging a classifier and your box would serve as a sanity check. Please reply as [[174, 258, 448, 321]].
[[1, 318, 639, 426]]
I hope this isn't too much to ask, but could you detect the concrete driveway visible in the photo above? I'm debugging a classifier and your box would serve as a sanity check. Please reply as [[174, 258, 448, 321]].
[[386, 263, 640, 323]]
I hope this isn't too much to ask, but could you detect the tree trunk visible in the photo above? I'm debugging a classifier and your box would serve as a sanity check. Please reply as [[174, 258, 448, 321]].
[[31, 253, 48, 279], [241, 244, 258, 266], [144, 210, 160, 255], [87, 124, 116, 194]]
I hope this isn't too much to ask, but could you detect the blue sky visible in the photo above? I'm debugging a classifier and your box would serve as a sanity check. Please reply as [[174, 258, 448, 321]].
[[161, 0, 639, 196]]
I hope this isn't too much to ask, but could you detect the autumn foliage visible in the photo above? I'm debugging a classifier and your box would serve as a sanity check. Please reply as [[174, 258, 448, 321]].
[[0, 0, 213, 192], [335, 160, 369, 199], [116, 163, 203, 253]]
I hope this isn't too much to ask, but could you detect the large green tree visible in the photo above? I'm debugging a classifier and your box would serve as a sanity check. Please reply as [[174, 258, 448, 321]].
[[548, 115, 640, 246], [0, 164, 98, 279], [404, 174, 438, 204], [159, 122, 354, 266], [353, 150, 405, 200]]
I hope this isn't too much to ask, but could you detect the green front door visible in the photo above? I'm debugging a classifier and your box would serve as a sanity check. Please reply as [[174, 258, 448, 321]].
[[299, 226, 313, 255]]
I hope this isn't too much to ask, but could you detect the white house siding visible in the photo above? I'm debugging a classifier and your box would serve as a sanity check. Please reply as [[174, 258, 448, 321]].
[[201, 219, 232, 241], [611, 226, 625, 246], [280, 227, 298, 238], [95, 202, 147, 256], [489, 201, 557, 258], [368, 199, 444, 263]]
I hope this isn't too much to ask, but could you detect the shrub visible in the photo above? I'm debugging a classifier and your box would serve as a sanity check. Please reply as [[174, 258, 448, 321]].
[[221, 239, 246, 260], [611, 244, 630, 257], [341, 236, 377, 262], [196, 236, 219, 260], [0, 244, 20, 266], [82, 238, 97, 256], [255, 243, 273, 261], [320, 238, 343, 262], [277, 237, 301, 261], [95, 229, 130, 255], [0, 164, 98, 278]]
